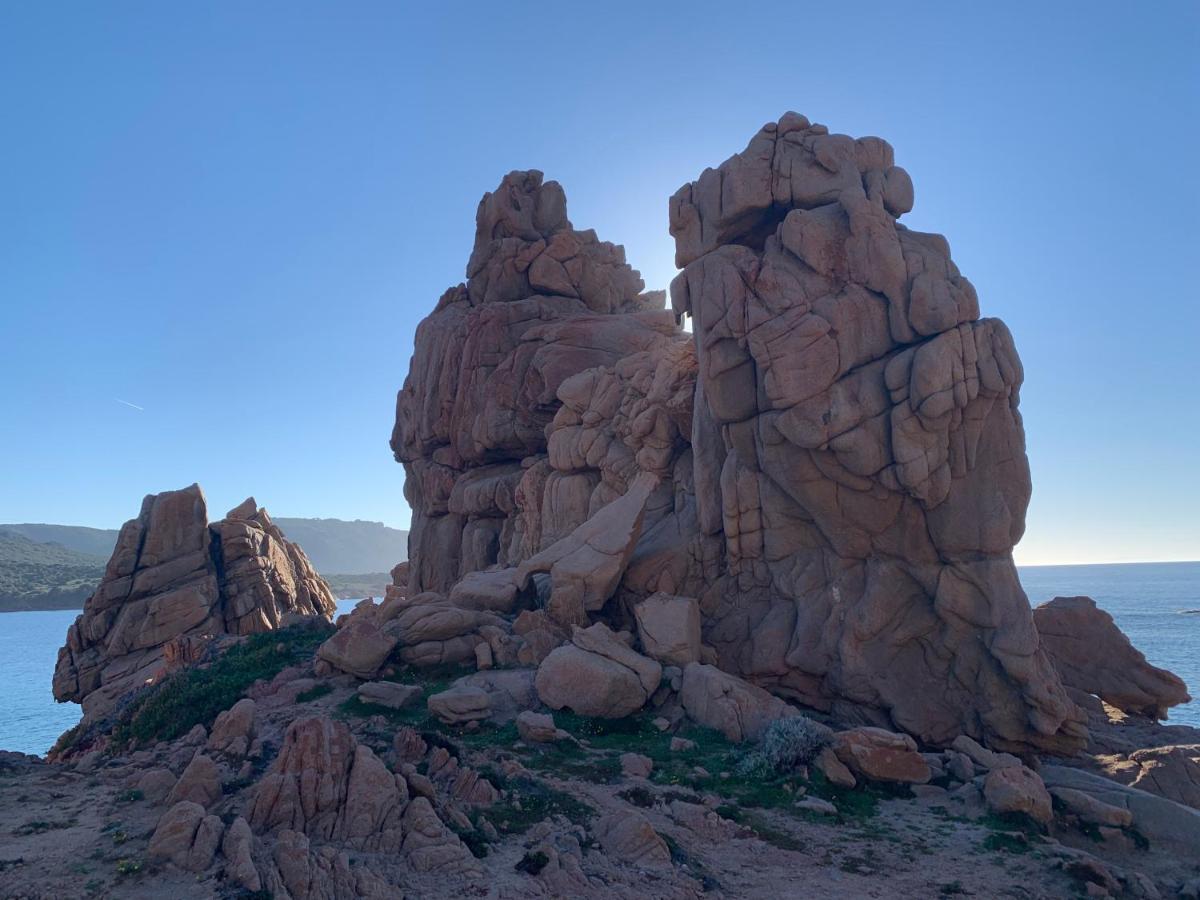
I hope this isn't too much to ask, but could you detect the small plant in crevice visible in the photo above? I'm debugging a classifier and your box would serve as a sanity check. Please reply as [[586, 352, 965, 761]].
[[114, 858, 142, 876]]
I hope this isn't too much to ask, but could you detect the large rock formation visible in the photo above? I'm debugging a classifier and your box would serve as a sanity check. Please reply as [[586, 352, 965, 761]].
[[389, 115, 1099, 753], [53, 484, 336, 726], [666, 113, 1086, 753]]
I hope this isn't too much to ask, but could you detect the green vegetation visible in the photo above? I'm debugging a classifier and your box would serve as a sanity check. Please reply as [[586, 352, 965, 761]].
[[114, 858, 142, 876], [296, 682, 333, 703], [12, 819, 75, 835], [733, 716, 829, 778], [0, 529, 105, 611], [514, 850, 549, 875], [108, 623, 333, 749]]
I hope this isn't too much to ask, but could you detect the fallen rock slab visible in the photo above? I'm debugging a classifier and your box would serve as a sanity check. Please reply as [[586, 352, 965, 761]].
[[358, 681, 422, 710], [428, 686, 492, 724], [1034, 596, 1191, 719], [831, 728, 931, 785], [679, 663, 797, 742], [983, 765, 1052, 824]]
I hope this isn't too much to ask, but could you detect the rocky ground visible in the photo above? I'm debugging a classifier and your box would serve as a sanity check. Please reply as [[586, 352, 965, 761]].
[[2, 618, 1198, 899]]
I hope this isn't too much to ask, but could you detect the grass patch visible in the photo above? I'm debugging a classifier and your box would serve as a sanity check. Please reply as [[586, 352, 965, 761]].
[[12, 819, 74, 836], [296, 682, 333, 703], [716, 804, 806, 852], [487, 776, 594, 836], [109, 622, 333, 750]]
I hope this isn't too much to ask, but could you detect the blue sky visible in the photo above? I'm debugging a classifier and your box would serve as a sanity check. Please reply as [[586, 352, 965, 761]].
[[1, 1, 1196, 565]]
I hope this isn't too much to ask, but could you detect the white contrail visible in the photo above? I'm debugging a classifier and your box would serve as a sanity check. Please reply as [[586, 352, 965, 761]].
[[115, 398, 145, 411]]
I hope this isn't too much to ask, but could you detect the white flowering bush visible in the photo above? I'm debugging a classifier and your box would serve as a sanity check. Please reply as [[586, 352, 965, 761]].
[[734, 716, 830, 778]]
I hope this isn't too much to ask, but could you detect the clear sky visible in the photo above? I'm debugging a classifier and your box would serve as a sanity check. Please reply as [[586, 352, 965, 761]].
[[1, 1, 1196, 566]]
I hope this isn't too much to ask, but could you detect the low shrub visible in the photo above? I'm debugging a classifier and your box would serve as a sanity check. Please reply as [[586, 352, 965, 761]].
[[109, 622, 333, 749], [734, 717, 829, 778]]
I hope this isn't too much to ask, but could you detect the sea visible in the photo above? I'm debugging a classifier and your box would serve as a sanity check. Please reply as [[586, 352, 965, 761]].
[[1, 564, 1196, 756]]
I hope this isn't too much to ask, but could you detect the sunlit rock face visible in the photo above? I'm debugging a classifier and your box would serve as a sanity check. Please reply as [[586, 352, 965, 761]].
[[391, 116, 1087, 753], [53, 484, 336, 727], [669, 113, 1083, 753]]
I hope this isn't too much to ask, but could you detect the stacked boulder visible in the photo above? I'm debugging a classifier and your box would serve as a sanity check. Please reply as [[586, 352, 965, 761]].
[[53, 484, 336, 728]]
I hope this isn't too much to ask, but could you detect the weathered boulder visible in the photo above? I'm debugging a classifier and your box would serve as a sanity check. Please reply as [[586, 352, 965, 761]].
[[593, 809, 671, 868], [166, 753, 222, 808], [1099, 744, 1200, 810], [357, 681, 422, 710], [634, 592, 702, 666], [516, 471, 660, 627], [679, 663, 797, 742], [317, 617, 397, 679], [248, 716, 409, 852], [427, 685, 492, 724], [536, 623, 661, 718], [1049, 786, 1133, 827], [950, 734, 1021, 772], [620, 752, 654, 778], [207, 698, 256, 757], [982, 765, 1052, 823], [136, 767, 178, 804], [1042, 765, 1200, 856], [516, 710, 568, 743], [53, 486, 335, 730], [831, 727, 931, 785], [147, 800, 224, 872], [401, 797, 482, 875], [221, 816, 262, 892], [1034, 596, 1191, 718]]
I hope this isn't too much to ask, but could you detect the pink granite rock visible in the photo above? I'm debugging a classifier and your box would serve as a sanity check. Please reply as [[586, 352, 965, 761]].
[[1034, 596, 1191, 718], [53, 486, 335, 731]]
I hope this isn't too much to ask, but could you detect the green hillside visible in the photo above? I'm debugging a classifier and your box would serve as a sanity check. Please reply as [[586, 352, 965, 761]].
[[0, 530, 106, 612], [272, 518, 407, 574], [0, 523, 119, 558]]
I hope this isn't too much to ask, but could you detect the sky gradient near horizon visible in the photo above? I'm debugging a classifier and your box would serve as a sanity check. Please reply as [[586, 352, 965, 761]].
[[1, 1, 1197, 566]]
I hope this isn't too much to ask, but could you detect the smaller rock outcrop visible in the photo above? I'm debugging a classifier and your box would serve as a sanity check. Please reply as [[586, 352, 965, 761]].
[[248, 716, 410, 853], [1034, 596, 1191, 718], [633, 592, 702, 666], [831, 727, 931, 785], [147, 800, 224, 872], [535, 623, 661, 718], [53, 485, 336, 729], [982, 765, 1052, 824], [679, 663, 797, 742]]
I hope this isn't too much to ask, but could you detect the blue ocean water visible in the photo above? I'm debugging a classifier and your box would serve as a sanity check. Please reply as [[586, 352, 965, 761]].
[[1, 566, 1195, 755]]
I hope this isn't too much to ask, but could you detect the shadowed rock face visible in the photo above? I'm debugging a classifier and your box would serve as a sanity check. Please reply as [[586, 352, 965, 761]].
[[391, 116, 1089, 753], [53, 484, 336, 726]]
